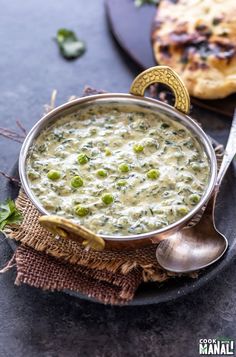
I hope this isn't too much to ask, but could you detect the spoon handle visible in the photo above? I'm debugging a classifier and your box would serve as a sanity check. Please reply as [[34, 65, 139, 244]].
[[216, 109, 236, 187], [203, 110, 236, 217]]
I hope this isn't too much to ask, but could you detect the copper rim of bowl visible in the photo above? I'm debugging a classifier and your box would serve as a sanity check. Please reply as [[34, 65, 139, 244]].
[[19, 93, 218, 241]]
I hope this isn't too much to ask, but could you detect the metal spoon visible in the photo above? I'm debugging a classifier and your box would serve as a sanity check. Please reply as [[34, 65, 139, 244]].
[[156, 110, 236, 273]]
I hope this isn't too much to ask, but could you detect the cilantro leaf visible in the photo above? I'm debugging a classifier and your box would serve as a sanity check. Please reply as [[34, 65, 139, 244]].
[[56, 29, 86, 59], [134, 0, 159, 7], [0, 199, 22, 231]]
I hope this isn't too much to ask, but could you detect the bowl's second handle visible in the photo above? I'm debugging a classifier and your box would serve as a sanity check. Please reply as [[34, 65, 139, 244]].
[[39, 215, 105, 251], [130, 66, 190, 114]]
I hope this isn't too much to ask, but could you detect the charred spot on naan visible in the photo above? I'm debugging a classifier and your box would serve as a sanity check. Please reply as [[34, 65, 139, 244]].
[[152, 0, 236, 99]]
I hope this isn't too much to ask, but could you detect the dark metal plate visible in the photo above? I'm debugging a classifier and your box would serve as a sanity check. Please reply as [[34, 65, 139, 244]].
[[4, 158, 236, 305], [105, 0, 236, 118]]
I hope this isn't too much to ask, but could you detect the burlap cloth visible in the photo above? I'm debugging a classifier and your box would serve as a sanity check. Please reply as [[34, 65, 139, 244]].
[[3, 88, 224, 305]]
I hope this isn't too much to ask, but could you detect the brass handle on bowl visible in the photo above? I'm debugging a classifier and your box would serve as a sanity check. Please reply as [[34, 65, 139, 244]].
[[130, 66, 190, 114], [39, 215, 105, 251]]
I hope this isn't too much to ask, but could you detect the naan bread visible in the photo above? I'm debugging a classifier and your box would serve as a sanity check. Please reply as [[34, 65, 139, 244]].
[[152, 0, 236, 99]]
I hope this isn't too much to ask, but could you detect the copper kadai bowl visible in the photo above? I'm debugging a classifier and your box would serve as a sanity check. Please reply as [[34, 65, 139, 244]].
[[19, 66, 217, 251]]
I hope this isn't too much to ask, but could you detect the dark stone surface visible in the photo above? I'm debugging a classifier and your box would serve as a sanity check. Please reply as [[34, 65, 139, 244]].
[[0, 1, 235, 356]]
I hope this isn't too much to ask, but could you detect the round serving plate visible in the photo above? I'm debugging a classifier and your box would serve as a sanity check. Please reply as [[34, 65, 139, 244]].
[[4, 153, 236, 305], [105, 0, 236, 118]]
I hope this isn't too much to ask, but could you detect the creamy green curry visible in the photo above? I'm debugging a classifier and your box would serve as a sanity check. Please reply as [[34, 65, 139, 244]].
[[27, 104, 210, 236]]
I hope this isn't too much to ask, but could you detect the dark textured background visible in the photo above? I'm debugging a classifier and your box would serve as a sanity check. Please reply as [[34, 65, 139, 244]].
[[0, 1, 235, 356]]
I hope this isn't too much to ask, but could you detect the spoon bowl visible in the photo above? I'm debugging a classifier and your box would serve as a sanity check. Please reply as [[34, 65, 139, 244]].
[[156, 195, 228, 273]]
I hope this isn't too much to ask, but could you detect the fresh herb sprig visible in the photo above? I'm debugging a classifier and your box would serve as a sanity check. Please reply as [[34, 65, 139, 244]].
[[0, 199, 22, 231], [56, 29, 86, 60], [134, 0, 159, 7]]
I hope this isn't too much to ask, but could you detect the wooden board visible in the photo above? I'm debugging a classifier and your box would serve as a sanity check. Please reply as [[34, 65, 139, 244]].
[[105, 0, 235, 118]]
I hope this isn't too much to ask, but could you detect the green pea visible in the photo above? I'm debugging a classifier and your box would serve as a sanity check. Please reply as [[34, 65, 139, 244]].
[[147, 169, 160, 180], [77, 153, 89, 165], [105, 148, 112, 156], [74, 205, 89, 217], [177, 206, 189, 216], [189, 193, 200, 204], [191, 162, 201, 172], [97, 169, 108, 178], [133, 144, 144, 153], [102, 193, 114, 205], [47, 170, 61, 180], [71, 175, 83, 188], [117, 180, 126, 187], [118, 163, 129, 173]]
